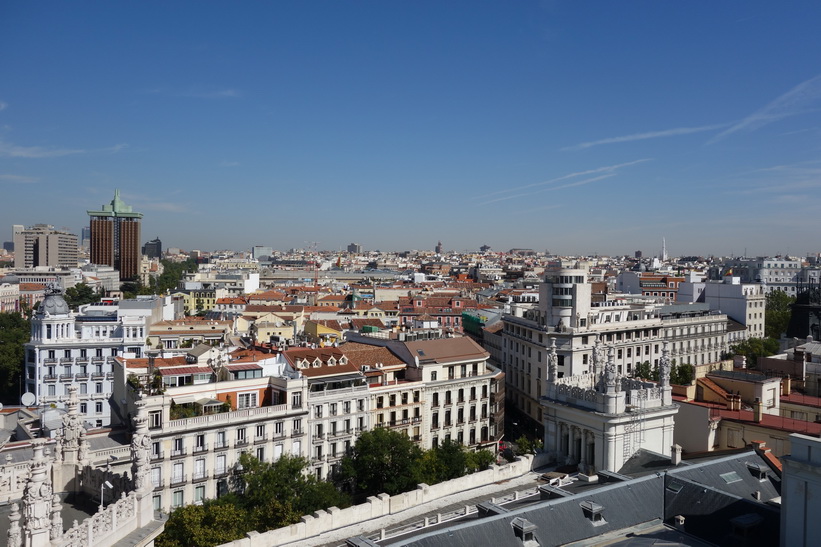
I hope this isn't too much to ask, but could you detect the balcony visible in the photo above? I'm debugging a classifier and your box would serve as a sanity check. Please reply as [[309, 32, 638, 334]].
[[312, 434, 326, 444], [91, 372, 106, 381], [214, 440, 229, 450], [150, 451, 164, 461], [152, 480, 165, 491], [60, 358, 73, 364], [171, 448, 187, 459], [235, 438, 249, 447], [170, 474, 187, 487], [254, 434, 268, 444], [272, 431, 286, 441], [214, 468, 228, 478], [75, 358, 89, 365], [291, 429, 305, 438], [75, 373, 89, 381], [192, 470, 208, 482], [59, 374, 74, 382], [43, 358, 57, 365], [43, 375, 58, 383], [193, 443, 208, 454]]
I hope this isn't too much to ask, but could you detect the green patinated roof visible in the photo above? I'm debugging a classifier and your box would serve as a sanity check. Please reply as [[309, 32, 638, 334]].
[[87, 189, 144, 218]]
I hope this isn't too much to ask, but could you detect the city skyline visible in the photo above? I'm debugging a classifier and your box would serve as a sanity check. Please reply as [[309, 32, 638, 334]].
[[2, 2, 821, 256]]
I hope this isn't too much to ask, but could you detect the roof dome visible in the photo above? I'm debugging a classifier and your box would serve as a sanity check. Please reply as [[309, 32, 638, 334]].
[[38, 287, 71, 316], [0, 273, 19, 284]]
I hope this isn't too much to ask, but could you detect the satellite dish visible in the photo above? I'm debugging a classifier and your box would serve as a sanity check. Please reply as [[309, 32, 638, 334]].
[[21, 392, 36, 407]]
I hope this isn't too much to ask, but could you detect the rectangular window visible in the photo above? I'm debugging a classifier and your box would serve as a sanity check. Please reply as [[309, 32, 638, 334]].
[[216, 454, 226, 475], [275, 422, 283, 436], [95, 402, 103, 414], [172, 490, 183, 508], [151, 467, 162, 488], [237, 392, 257, 409], [195, 485, 205, 503]]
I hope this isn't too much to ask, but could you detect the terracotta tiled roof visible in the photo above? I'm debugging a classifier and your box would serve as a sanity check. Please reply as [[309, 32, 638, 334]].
[[698, 377, 730, 399], [341, 342, 405, 368]]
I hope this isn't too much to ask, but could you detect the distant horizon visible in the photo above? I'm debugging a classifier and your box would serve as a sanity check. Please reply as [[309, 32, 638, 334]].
[[3, 2, 821, 257]]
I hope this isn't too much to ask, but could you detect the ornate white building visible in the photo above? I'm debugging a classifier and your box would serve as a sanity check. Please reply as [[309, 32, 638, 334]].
[[541, 340, 679, 473], [24, 287, 152, 427]]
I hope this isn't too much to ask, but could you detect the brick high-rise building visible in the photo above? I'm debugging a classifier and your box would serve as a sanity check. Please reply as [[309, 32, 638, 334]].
[[88, 190, 143, 280]]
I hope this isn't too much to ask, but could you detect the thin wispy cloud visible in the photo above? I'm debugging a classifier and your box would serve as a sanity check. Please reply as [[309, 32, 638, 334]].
[[0, 140, 129, 158], [708, 74, 821, 143], [473, 159, 649, 206], [0, 101, 7, 111], [0, 174, 38, 183], [478, 173, 616, 206], [563, 124, 728, 151], [0, 140, 85, 158], [143, 86, 241, 99]]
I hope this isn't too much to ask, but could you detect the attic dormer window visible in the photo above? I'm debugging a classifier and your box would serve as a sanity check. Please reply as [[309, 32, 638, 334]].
[[327, 358, 336, 366], [313, 358, 322, 367], [339, 356, 347, 365], [746, 462, 769, 481], [580, 501, 606, 525]]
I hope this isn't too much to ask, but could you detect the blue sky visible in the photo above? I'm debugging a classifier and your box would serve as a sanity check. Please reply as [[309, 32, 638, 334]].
[[2, 1, 821, 257]]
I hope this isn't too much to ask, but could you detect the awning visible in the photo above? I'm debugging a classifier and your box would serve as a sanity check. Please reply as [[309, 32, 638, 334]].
[[196, 398, 223, 408], [159, 366, 213, 376], [171, 394, 201, 405], [225, 363, 262, 371]]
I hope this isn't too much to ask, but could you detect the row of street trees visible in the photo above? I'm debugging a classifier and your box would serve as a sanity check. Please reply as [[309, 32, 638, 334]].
[[157, 429, 498, 547]]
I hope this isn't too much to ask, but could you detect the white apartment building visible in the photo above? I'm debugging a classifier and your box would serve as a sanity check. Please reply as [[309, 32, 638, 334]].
[[112, 355, 310, 513], [24, 289, 164, 427], [501, 267, 727, 433], [678, 276, 766, 340], [721, 257, 802, 295]]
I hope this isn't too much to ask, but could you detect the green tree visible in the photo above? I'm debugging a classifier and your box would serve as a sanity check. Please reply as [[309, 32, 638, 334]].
[[338, 428, 423, 498], [466, 449, 496, 472], [156, 498, 251, 547], [633, 361, 656, 380], [64, 283, 101, 310], [730, 337, 780, 368], [239, 453, 348, 524], [514, 435, 533, 456], [766, 289, 794, 340], [157, 453, 348, 546], [431, 439, 468, 481], [0, 312, 30, 404], [670, 363, 695, 385]]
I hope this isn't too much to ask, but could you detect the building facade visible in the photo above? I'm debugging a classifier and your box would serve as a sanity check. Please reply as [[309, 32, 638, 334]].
[[24, 288, 155, 427], [88, 190, 143, 280], [13, 224, 78, 269], [542, 341, 678, 473], [500, 267, 727, 434]]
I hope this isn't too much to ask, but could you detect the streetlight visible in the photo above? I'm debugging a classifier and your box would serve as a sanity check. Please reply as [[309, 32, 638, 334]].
[[100, 480, 113, 511]]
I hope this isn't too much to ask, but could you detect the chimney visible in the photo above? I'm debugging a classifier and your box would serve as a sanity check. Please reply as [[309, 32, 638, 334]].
[[671, 444, 682, 466], [782, 375, 791, 396], [753, 398, 763, 423], [674, 515, 686, 531]]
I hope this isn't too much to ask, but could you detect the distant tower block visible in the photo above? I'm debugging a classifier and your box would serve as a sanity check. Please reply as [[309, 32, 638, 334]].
[[87, 190, 143, 280], [435, 241, 443, 255]]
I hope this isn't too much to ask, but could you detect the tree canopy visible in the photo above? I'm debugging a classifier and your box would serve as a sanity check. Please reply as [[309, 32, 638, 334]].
[[64, 283, 101, 310], [766, 289, 794, 340], [0, 312, 29, 404], [336, 428, 496, 501], [157, 453, 349, 547], [730, 337, 780, 368]]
